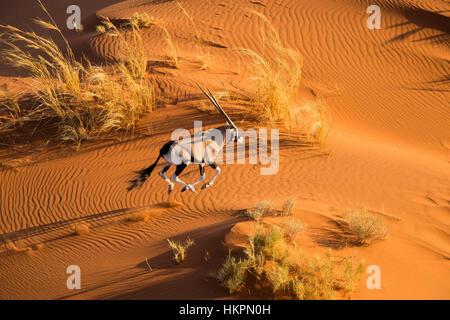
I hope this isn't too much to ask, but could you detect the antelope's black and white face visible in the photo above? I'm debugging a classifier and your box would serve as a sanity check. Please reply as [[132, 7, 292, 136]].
[[226, 126, 244, 144]]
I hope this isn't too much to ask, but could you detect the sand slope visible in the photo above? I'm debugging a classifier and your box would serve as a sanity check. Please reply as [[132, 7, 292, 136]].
[[0, 0, 449, 299]]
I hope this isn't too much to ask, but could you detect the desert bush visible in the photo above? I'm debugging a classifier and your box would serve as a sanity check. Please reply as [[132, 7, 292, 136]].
[[215, 223, 365, 299], [245, 201, 275, 221], [156, 24, 178, 68], [340, 255, 365, 298], [244, 224, 288, 279], [345, 208, 387, 245], [215, 251, 248, 294], [293, 101, 329, 145], [167, 237, 195, 264], [289, 254, 334, 300], [96, 16, 148, 79], [265, 261, 291, 294]]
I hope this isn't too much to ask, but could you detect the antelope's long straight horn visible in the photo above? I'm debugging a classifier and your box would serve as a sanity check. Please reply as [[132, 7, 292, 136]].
[[196, 83, 238, 131], [205, 87, 238, 130]]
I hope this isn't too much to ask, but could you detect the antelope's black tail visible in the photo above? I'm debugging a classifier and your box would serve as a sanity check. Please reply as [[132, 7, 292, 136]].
[[127, 154, 162, 192]]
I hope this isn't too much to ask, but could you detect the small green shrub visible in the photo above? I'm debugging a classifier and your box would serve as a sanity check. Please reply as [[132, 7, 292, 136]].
[[215, 251, 248, 294], [341, 255, 365, 298]]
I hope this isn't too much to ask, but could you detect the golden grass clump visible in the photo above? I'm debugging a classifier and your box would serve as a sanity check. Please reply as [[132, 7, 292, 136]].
[[0, 93, 22, 130], [245, 196, 298, 220], [239, 10, 302, 124], [176, 1, 211, 70], [96, 13, 155, 35], [281, 195, 297, 216], [96, 16, 149, 79], [239, 10, 328, 145], [158, 24, 179, 68], [214, 223, 365, 299], [0, 3, 155, 146], [280, 217, 303, 241], [167, 237, 195, 264], [345, 208, 388, 246], [245, 201, 275, 221], [293, 100, 330, 145]]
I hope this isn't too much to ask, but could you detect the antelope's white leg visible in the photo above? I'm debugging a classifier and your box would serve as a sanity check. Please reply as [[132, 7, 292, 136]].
[[182, 174, 205, 192], [159, 164, 174, 194], [192, 173, 206, 186], [202, 166, 220, 189], [182, 164, 206, 192], [171, 174, 197, 194]]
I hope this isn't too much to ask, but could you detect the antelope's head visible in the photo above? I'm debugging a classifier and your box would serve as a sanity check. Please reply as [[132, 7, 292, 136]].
[[197, 84, 244, 144]]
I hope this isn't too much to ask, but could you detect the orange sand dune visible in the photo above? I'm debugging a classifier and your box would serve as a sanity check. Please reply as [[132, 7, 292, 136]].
[[0, 0, 449, 299]]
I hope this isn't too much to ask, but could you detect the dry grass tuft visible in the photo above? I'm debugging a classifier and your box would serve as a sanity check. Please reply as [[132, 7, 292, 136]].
[[0, 4, 155, 146], [345, 208, 388, 246], [0, 93, 22, 130], [238, 10, 302, 124], [167, 237, 195, 264], [72, 223, 90, 236], [157, 24, 179, 68], [293, 100, 330, 145], [280, 217, 303, 240], [245, 201, 275, 221], [238, 10, 328, 145], [281, 195, 297, 216], [245, 196, 298, 220], [128, 12, 156, 29]]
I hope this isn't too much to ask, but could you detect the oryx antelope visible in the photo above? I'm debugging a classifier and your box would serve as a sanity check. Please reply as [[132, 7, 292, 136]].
[[127, 84, 244, 194]]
